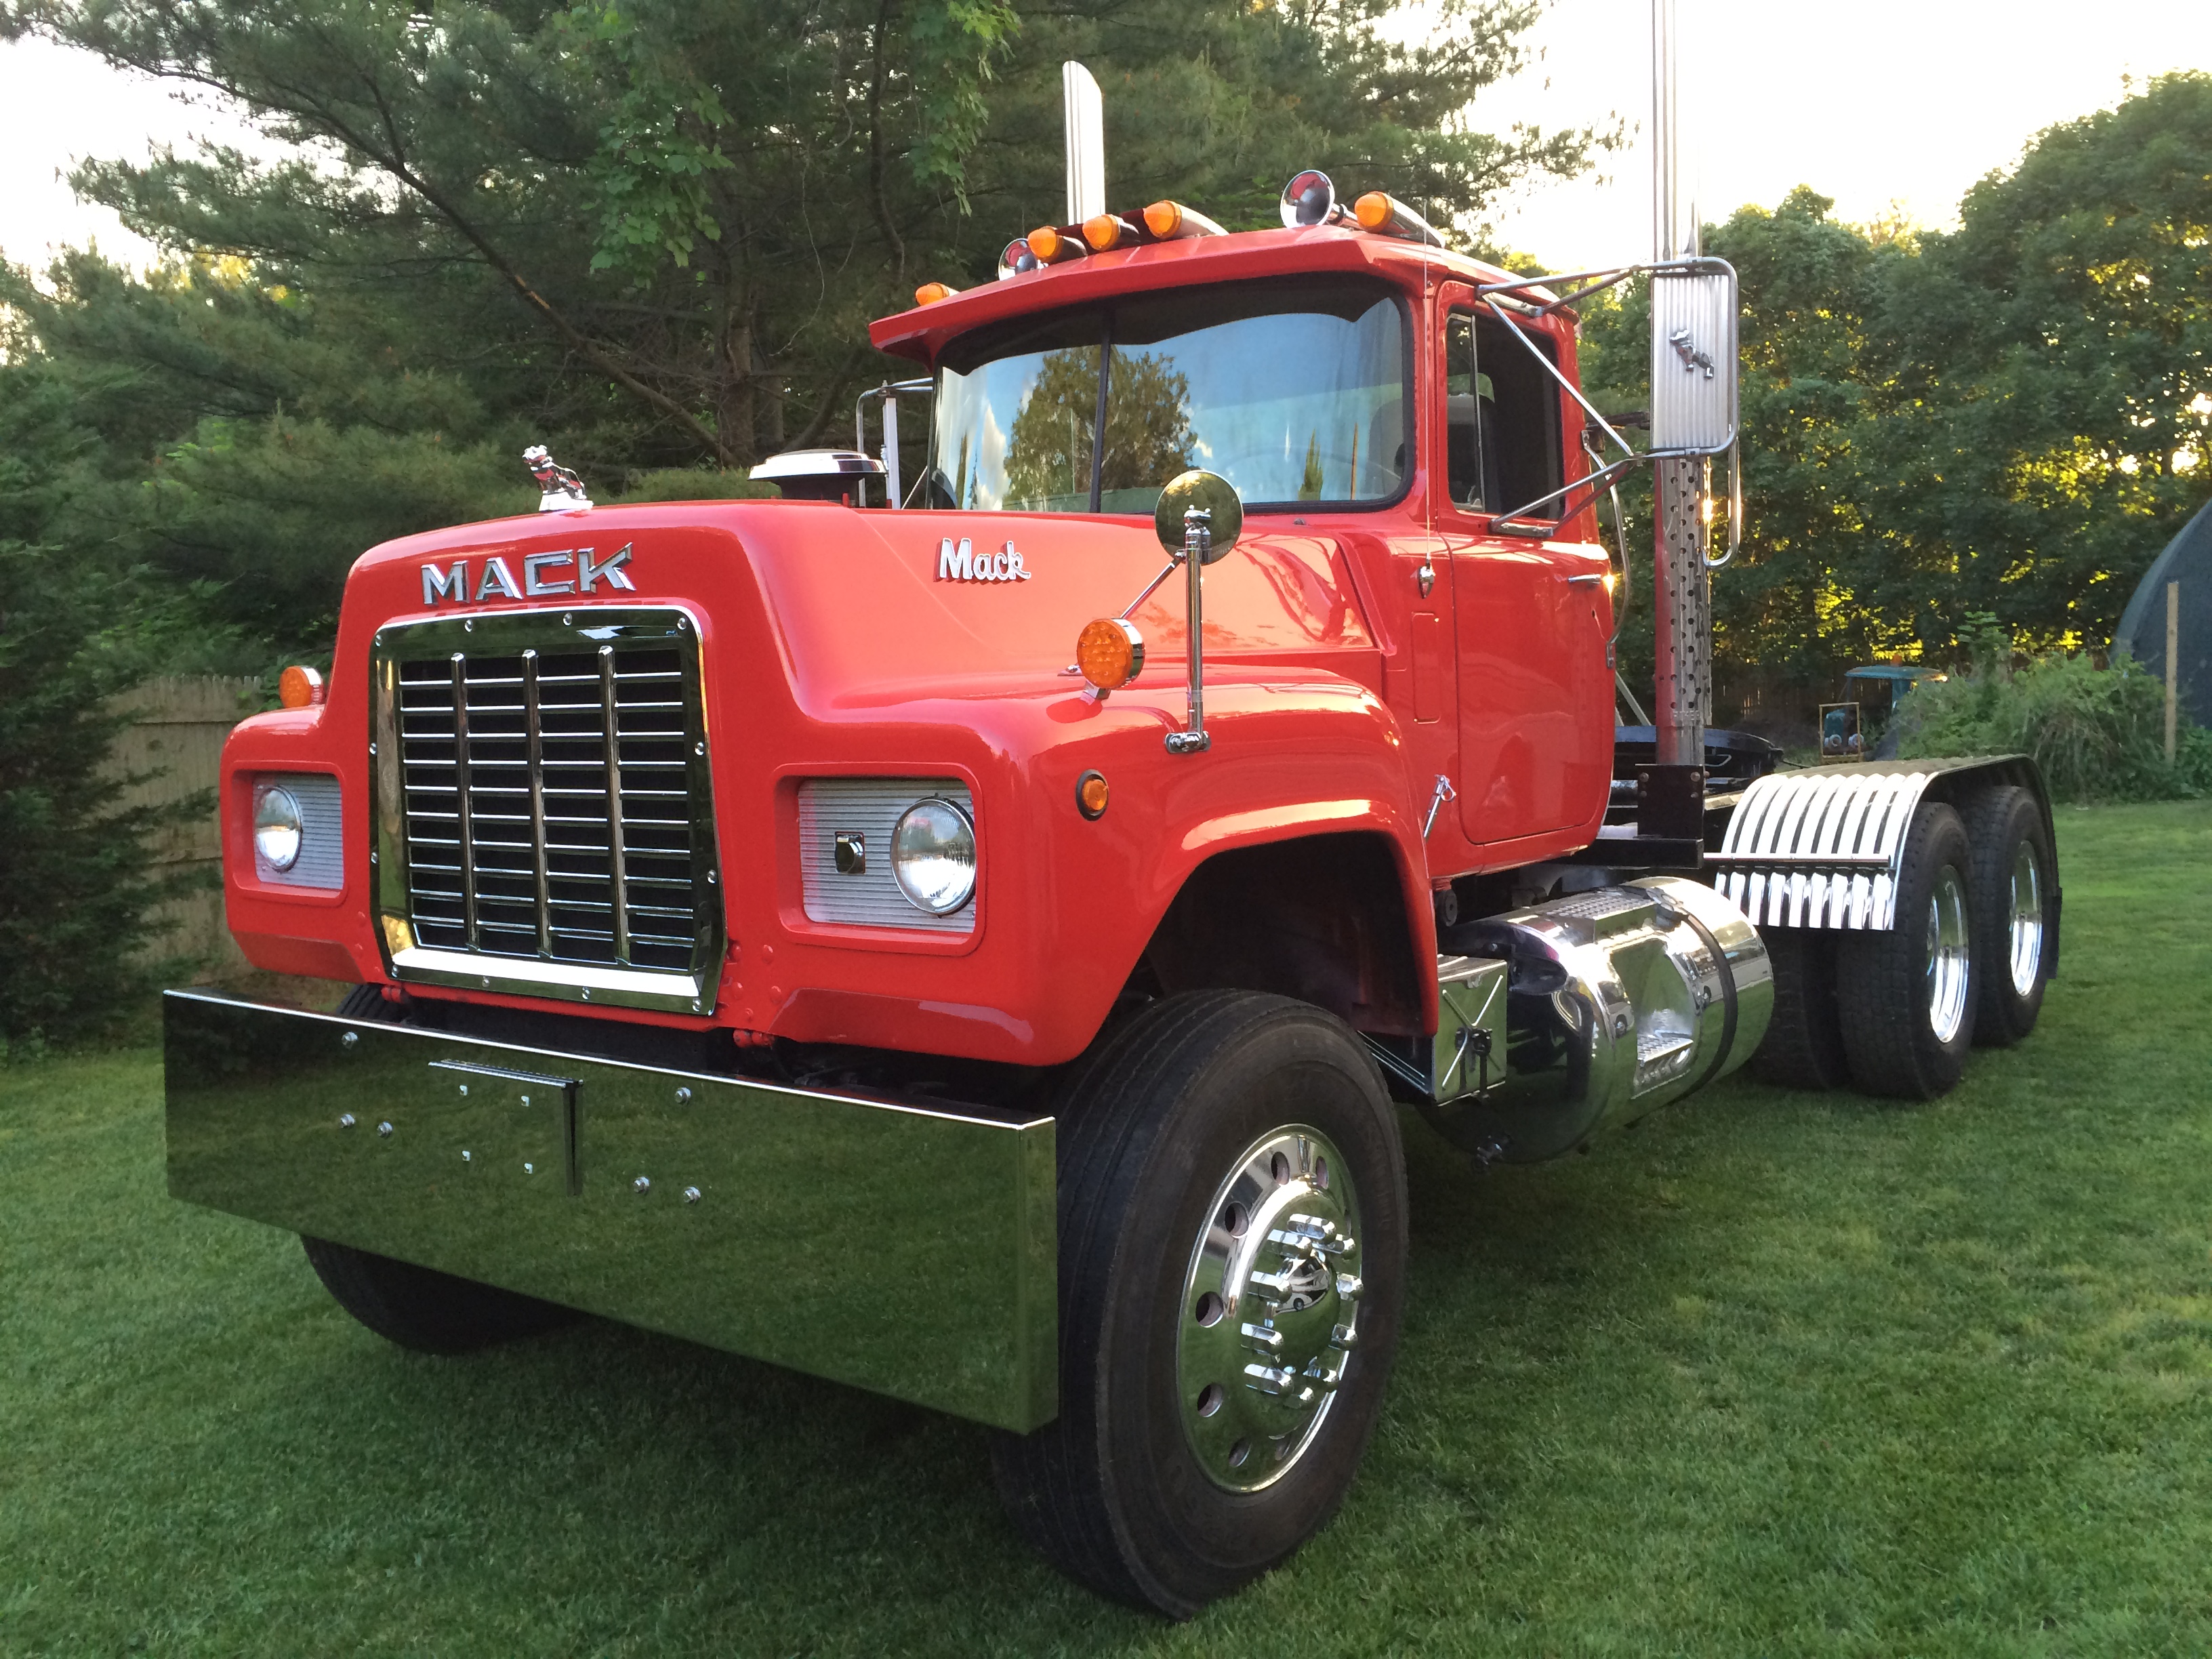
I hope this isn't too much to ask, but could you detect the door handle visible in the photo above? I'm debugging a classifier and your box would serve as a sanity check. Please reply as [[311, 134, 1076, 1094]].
[[1565, 572, 1605, 588]]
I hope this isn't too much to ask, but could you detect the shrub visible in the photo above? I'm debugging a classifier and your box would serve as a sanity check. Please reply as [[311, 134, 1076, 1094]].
[[0, 543, 198, 1053], [1896, 621, 2212, 801]]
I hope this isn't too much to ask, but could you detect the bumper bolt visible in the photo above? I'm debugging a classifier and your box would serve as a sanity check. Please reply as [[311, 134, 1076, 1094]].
[[634, 1176, 651, 1195], [338, 1113, 356, 1129], [377, 1122, 394, 1138], [683, 1186, 701, 1204]]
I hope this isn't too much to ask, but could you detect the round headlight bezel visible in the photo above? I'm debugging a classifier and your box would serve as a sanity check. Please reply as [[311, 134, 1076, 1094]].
[[253, 783, 304, 873], [890, 797, 977, 916]]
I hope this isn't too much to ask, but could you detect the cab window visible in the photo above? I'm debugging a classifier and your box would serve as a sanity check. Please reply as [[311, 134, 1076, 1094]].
[[1444, 310, 1563, 518]]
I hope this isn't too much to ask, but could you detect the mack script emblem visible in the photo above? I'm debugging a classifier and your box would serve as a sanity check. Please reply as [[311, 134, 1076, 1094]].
[[421, 543, 635, 606], [937, 538, 1031, 583]]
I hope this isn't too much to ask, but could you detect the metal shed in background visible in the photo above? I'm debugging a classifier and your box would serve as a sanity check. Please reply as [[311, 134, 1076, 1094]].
[[2114, 496, 2212, 726]]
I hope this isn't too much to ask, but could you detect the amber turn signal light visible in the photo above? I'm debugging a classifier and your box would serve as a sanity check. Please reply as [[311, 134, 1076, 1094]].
[[1351, 191, 1446, 247], [278, 664, 325, 709], [1075, 617, 1145, 691], [1076, 770, 1110, 820], [914, 281, 958, 306]]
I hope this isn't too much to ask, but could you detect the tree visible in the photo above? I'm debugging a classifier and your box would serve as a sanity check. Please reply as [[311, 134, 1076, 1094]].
[[1, 0, 1607, 653]]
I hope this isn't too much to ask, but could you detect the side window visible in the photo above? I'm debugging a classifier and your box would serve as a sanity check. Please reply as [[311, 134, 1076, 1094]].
[[1443, 310, 1565, 520], [1443, 313, 1495, 510]]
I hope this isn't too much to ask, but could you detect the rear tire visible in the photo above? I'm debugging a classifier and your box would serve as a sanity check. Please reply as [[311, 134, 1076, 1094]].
[[1750, 928, 1849, 1090], [1836, 802, 1976, 1099], [302, 1236, 577, 1355], [1963, 785, 2055, 1047], [989, 991, 1406, 1617]]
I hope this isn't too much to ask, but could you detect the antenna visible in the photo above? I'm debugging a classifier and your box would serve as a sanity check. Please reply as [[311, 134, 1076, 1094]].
[[1063, 64, 1105, 225]]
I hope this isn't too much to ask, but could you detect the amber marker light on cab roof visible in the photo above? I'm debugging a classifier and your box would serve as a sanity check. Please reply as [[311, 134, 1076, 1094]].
[[1026, 225, 1086, 264], [1082, 213, 1142, 252], [278, 665, 326, 709], [1142, 201, 1226, 241], [1075, 617, 1145, 697], [914, 281, 960, 306], [1351, 191, 1447, 249]]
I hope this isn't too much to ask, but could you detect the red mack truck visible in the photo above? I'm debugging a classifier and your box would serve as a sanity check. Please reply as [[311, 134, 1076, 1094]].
[[167, 96, 2062, 1616]]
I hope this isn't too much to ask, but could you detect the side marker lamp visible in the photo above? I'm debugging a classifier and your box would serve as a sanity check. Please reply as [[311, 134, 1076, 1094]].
[[1076, 770, 1110, 821], [1075, 617, 1145, 695], [913, 281, 959, 306], [1143, 201, 1226, 241], [278, 665, 326, 709]]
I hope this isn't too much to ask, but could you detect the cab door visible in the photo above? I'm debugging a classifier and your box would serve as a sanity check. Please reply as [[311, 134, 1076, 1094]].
[[1437, 302, 1613, 848]]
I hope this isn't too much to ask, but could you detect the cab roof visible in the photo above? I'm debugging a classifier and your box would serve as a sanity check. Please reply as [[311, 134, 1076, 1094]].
[[867, 224, 1554, 368]]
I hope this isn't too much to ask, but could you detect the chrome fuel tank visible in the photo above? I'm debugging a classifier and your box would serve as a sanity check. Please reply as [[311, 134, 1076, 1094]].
[[1429, 876, 1773, 1163]]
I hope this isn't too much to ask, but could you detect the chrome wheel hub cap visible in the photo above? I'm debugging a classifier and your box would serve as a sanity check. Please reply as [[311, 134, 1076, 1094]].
[[2007, 842, 2044, 997], [1926, 866, 1971, 1044], [1177, 1127, 1363, 1492]]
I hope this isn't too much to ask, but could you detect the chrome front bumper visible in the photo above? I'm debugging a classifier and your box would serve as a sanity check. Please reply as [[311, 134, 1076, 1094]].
[[163, 991, 1057, 1431]]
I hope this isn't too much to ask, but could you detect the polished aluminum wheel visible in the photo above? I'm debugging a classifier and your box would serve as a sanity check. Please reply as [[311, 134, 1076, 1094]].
[[1925, 865, 1971, 1044], [1177, 1126, 1363, 1492], [2007, 841, 2045, 997]]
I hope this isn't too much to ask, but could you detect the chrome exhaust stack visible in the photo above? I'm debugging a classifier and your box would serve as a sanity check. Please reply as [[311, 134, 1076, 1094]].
[[1417, 877, 1772, 1164]]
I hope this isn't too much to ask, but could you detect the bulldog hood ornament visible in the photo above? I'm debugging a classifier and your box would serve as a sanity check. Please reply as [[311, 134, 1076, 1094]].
[[525, 444, 593, 512]]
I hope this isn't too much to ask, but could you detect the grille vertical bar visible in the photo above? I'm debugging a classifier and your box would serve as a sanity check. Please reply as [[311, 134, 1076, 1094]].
[[451, 652, 478, 947], [524, 649, 552, 958], [598, 644, 632, 963], [378, 608, 716, 1011]]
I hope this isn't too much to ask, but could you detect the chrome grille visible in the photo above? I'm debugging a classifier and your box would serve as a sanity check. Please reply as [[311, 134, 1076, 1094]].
[[372, 609, 720, 1013]]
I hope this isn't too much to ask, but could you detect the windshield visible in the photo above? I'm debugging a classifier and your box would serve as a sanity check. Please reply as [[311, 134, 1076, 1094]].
[[927, 279, 1410, 516]]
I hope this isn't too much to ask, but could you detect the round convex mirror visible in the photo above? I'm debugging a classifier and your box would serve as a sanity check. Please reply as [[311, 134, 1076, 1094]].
[[1153, 470, 1243, 565]]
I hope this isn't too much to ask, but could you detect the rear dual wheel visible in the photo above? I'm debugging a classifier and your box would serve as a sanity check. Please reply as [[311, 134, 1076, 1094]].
[[991, 991, 1406, 1618]]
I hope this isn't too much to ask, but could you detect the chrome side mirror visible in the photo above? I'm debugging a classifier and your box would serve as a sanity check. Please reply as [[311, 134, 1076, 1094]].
[[1154, 469, 1242, 564], [1647, 260, 1738, 455]]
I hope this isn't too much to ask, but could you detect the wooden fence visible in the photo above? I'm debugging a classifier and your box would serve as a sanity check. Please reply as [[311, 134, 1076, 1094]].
[[106, 676, 265, 974]]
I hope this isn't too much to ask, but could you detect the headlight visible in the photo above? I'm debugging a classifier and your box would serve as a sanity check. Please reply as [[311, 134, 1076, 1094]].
[[890, 798, 977, 915], [253, 784, 304, 872]]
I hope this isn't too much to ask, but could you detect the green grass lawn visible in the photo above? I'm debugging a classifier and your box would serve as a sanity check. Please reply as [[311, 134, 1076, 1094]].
[[5, 802, 2210, 1658]]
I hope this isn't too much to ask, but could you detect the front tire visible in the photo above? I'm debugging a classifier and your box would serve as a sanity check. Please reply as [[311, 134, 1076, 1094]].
[[302, 1237, 577, 1355], [1835, 802, 1976, 1098], [990, 991, 1407, 1617]]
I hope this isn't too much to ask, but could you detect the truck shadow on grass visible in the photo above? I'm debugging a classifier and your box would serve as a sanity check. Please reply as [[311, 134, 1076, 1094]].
[[256, 1097, 1750, 1654]]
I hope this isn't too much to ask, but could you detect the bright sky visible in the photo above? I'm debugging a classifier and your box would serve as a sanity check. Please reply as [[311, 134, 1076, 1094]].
[[3, 4, 2209, 276]]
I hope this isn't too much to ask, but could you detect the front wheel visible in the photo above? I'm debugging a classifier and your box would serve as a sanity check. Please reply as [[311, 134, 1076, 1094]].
[[990, 991, 1407, 1617], [302, 1237, 578, 1355]]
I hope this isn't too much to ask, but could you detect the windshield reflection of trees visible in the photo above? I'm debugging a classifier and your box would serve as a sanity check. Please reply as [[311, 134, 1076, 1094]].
[[1004, 349, 1198, 512]]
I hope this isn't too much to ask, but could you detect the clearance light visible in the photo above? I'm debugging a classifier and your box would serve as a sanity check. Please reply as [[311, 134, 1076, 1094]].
[[1026, 225, 1086, 264], [1351, 191, 1446, 249], [278, 665, 325, 709], [1076, 770, 1110, 821], [914, 281, 959, 306], [997, 238, 1040, 280], [1082, 213, 1142, 252], [1076, 616, 1145, 692], [1143, 201, 1226, 241]]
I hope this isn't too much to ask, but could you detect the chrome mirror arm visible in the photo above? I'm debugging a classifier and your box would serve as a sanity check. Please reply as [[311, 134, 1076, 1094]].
[[1166, 509, 1214, 754]]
